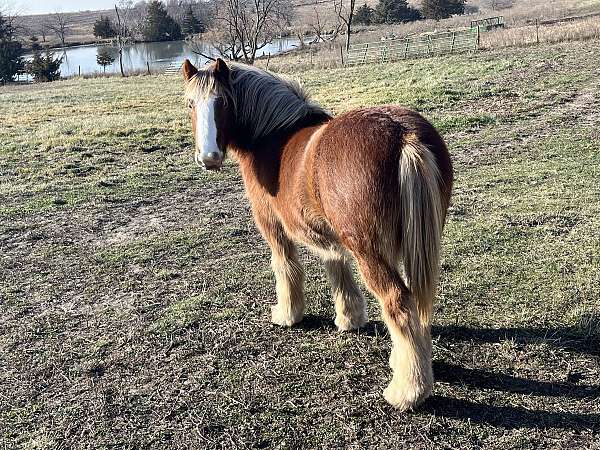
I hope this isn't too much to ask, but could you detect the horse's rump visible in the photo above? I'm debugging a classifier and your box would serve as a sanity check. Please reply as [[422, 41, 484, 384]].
[[310, 106, 452, 322]]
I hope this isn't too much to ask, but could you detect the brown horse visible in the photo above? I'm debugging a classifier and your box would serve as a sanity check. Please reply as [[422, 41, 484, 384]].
[[182, 58, 453, 411]]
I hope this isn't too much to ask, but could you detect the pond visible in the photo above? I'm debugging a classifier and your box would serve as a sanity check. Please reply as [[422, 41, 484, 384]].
[[43, 38, 302, 77]]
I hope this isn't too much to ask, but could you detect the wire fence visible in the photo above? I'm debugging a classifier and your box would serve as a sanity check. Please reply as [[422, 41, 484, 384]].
[[346, 28, 479, 66]]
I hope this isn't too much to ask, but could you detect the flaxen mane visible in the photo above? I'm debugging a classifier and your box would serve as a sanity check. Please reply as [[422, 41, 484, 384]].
[[185, 63, 330, 139]]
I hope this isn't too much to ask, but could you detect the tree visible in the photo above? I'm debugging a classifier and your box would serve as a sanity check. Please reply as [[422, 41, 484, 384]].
[[421, 0, 465, 21], [29, 35, 41, 51], [0, 12, 23, 83], [142, 0, 183, 41], [96, 47, 116, 73], [353, 3, 374, 25], [114, 5, 126, 77], [334, 0, 357, 51], [93, 15, 117, 38], [181, 4, 205, 34], [195, 0, 292, 65], [305, 3, 341, 44], [47, 11, 70, 47], [484, 0, 514, 10], [375, 0, 421, 23], [26, 50, 62, 82]]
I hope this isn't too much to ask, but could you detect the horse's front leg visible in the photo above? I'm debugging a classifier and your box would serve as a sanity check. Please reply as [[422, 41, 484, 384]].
[[254, 210, 305, 326], [270, 239, 305, 326]]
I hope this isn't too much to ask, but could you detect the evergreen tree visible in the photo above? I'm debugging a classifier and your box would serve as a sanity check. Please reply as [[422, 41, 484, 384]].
[[26, 50, 63, 82], [29, 35, 42, 51], [375, 0, 421, 24], [0, 13, 24, 83], [181, 4, 205, 35], [93, 15, 117, 39], [353, 4, 375, 25], [421, 0, 465, 21], [96, 47, 116, 73], [142, 1, 183, 42]]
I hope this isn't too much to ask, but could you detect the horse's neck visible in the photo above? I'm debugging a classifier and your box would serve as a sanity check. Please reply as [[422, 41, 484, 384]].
[[231, 138, 286, 199], [234, 114, 329, 196]]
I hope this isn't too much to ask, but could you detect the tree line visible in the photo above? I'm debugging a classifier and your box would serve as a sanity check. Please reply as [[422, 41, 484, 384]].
[[354, 0, 465, 26], [93, 0, 208, 42], [1, 0, 475, 83]]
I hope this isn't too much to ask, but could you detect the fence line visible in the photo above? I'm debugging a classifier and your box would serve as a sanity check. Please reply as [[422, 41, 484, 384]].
[[346, 28, 478, 66], [470, 16, 505, 31]]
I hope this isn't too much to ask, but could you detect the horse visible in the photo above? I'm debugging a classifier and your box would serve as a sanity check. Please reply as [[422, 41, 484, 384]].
[[181, 58, 453, 411]]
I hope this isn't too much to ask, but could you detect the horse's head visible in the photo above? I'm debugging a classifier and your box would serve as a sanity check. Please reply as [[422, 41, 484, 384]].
[[183, 58, 234, 171]]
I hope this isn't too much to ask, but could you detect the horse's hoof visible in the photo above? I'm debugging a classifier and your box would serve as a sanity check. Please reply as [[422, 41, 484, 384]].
[[334, 311, 368, 331], [271, 305, 303, 327], [383, 378, 432, 411]]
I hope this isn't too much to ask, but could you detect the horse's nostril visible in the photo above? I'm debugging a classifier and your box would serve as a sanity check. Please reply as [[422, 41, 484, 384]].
[[205, 151, 221, 162]]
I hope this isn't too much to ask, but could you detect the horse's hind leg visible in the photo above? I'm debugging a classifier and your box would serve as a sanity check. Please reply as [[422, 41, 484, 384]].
[[323, 254, 368, 331], [353, 252, 433, 411]]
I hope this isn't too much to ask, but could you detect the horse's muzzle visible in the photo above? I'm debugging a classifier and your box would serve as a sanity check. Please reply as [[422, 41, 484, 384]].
[[195, 151, 223, 171]]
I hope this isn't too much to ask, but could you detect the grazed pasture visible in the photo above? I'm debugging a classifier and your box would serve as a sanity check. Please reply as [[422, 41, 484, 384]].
[[1, 39, 599, 449]]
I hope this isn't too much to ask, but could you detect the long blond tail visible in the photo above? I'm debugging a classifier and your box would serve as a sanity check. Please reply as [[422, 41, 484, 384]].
[[399, 141, 444, 326]]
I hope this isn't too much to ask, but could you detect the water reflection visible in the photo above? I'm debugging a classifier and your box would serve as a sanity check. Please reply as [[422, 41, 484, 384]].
[[53, 38, 300, 77]]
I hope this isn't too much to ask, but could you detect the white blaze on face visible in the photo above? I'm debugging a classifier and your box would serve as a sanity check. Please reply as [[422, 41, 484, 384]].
[[195, 95, 223, 168]]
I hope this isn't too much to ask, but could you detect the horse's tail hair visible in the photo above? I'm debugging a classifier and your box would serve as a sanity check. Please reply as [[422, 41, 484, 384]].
[[399, 140, 444, 326]]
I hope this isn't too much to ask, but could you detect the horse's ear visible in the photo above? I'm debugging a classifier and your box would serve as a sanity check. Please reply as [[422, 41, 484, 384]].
[[182, 59, 198, 81], [214, 58, 230, 82]]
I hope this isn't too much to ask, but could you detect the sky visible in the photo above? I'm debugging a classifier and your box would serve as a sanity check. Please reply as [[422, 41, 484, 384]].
[[18, 1, 119, 15]]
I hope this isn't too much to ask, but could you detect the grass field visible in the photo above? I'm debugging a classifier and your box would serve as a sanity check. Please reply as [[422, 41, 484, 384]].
[[1, 38, 599, 449]]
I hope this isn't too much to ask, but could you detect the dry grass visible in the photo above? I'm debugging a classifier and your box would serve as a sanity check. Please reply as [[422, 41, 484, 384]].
[[481, 15, 600, 48], [259, 0, 600, 72], [1, 38, 599, 449]]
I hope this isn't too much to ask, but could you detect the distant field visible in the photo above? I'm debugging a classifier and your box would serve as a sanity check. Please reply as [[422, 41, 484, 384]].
[[16, 9, 115, 47], [1, 39, 599, 448]]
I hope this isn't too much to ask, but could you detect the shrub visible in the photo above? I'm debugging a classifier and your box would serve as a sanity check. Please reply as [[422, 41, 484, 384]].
[[27, 51, 63, 82], [0, 13, 24, 83], [93, 15, 117, 39], [353, 4, 375, 25], [375, 0, 422, 24], [421, 0, 466, 21], [96, 47, 116, 73]]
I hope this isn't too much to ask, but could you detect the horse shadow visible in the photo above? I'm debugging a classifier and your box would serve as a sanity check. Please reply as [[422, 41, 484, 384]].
[[298, 313, 600, 431]]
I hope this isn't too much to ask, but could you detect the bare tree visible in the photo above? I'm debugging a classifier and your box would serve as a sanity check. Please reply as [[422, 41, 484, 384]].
[[306, 1, 342, 44], [47, 11, 70, 47], [125, 0, 149, 38], [114, 5, 125, 76], [115, 0, 137, 37], [0, 0, 26, 35], [40, 21, 49, 42], [334, 0, 356, 51], [192, 0, 292, 65]]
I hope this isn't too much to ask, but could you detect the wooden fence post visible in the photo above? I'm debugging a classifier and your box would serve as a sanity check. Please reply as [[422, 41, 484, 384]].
[[476, 26, 481, 50], [451, 32, 456, 53], [362, 43, 368, 64], [404, 38, 409, 59], [536, 19, 540, 44], [147, 61, 150, 75], [78, 65, 81, 77], [340, 45, 344, 66], [266, 52, 271, 70]]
